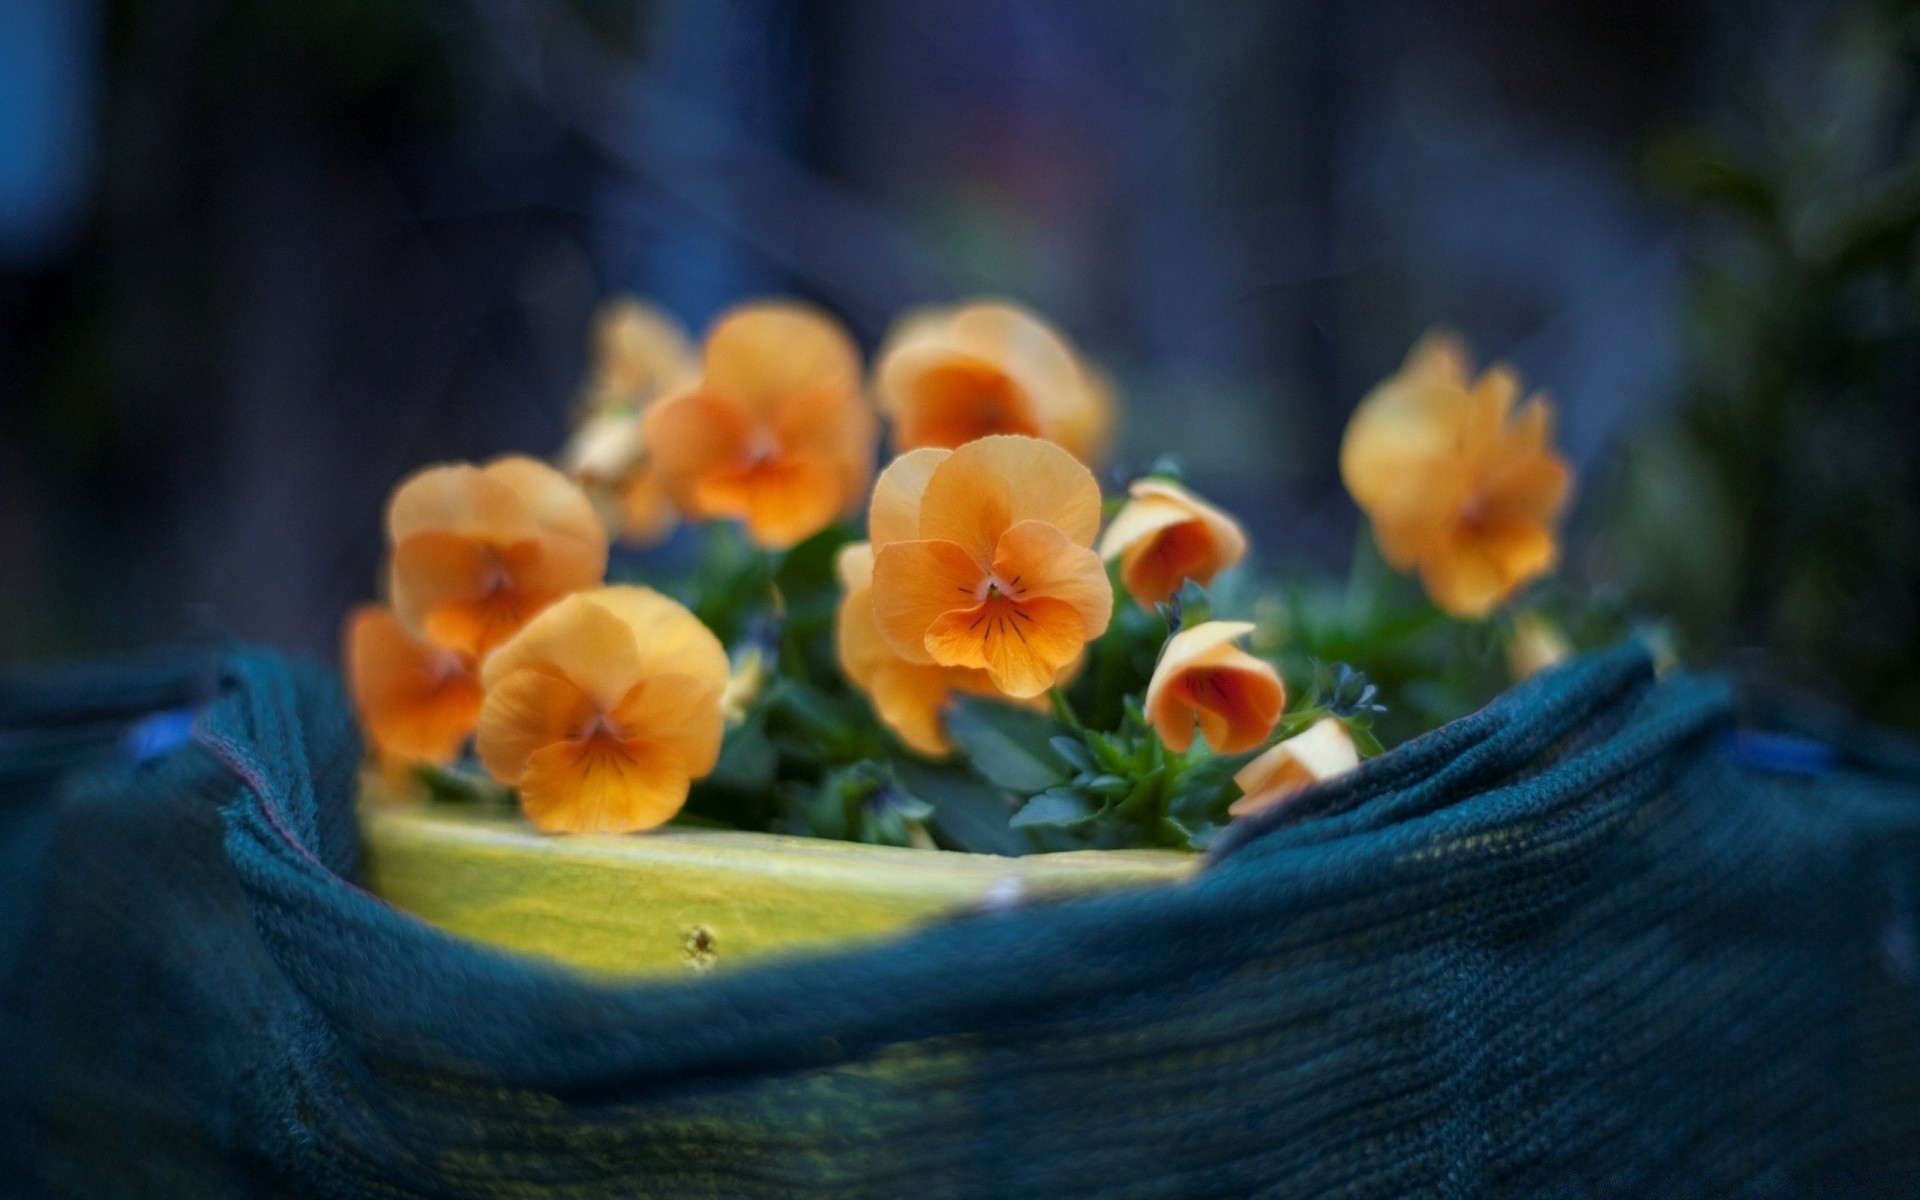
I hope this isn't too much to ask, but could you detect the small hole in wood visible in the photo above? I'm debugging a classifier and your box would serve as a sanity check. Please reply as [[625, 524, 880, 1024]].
[[682, 924, 718, 970]]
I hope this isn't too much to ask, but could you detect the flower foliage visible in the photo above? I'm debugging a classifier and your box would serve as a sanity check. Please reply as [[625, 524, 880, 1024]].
[[346, 296, 1612, 854]]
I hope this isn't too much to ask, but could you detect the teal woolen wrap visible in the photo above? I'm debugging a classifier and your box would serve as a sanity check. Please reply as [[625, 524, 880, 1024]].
[[2, 642, 1918, 1196]]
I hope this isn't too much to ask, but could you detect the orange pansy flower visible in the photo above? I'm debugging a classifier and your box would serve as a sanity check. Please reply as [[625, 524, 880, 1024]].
[[343, 604, 483, 766], [387, 456, 609, 661], [476, 586, 729, 834], [1098, 478, 1249, 609], [835, 541, 1060, 755], [1144, 620, 1285, 754], [1340, 330, 1573, 618], [1227, 717, 1359, 818], [642, 302, 877, 549], [868, 437, 1112, 699], [875, 301, 1112, 463]]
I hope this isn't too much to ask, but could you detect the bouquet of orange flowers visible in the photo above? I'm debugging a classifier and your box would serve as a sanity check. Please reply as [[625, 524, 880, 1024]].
[[346, 296, 1630, 852]]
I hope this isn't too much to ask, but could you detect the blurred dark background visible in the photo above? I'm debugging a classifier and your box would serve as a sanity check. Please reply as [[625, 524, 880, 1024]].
[[3, 0, 1917, 729]]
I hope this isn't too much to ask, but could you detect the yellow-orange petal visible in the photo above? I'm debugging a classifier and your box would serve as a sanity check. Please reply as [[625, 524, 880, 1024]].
[[616, 462, 678, 545], [868, 447, 951, 549], [385, 457, 607, 655], [475, 666, 600, 784], [643, 313, 873, 549], [871, 539, 986, 665], [484, 586, 728, 704], [1228, 717, 1359, 818], [692, 449, 848, 550], [834, 542, 888, 690], [343, 605, 482, 764], [876, 302, 1111, 462], [925, 594, 1087, 699], [915, 435, 1103, 566], [867, 661, 965, 757], [1144, 620, 1286, 754], [992, 520, 1113, 644], [1418, 517, 1557, 619], [702, 301, 862, 420], [607, 671, 727, 779], [1098, 479, 1248, 608], [583, 297, 693, 411], [518, 735, 691, 834]]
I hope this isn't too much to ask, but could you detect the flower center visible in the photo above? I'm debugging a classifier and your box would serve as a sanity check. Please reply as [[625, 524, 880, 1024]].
[[974, 572, 1028, 604]]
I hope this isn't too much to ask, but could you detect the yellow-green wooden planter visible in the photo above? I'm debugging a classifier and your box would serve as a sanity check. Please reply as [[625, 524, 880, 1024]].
[[360, 789, 1195, 978]]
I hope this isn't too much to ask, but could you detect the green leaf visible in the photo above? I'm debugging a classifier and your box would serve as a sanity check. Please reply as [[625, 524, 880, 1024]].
[[412, 762, 513, 808], [1083, 773, 1132, 797], [893, 762, 1027, 855], [706, 716, 777, 791], [1048, 736, 1096, 773], [947, 698, 1071, 792], [1010, 790, 1096, 828]]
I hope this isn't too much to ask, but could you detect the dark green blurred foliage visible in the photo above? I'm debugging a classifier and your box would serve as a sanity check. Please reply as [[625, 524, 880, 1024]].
[[1605, 0, 1920, 729]]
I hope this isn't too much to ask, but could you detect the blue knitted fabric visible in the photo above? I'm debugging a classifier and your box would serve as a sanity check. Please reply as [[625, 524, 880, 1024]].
[[3, 642, 1918, 1197]]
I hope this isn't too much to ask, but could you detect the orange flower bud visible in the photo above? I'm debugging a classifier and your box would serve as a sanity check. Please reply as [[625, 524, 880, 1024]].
[[1227, 717, 1359, 818], [476, 587, 729, 834], [1507, 611, 1573, 680], [386, 456, 608, 661], [1340, 330, 1572, 618], [1098, 478, 1248, 609], [876, 301, 1112, 463], [642, 302, 877, 549], [342, 604, 482, 766], [1144, 620, 1285, 754]]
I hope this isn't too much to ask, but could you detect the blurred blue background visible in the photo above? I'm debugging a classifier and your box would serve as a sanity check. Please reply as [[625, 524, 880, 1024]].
[[2, 0, 1915, 726]]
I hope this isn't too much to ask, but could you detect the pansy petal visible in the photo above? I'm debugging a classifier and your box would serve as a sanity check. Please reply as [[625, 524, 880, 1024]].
[[608, 672, 726, 777], [642, 388, 757, 512], [871, 539, 985, 665], [1097, 494, 1191, 561], [692, 453, 847, 550], [917, 435, 1104, 563], [518, 737, 690, 834], [926, 594, 1086, 698], [868, 661, 961, 757], [993, 520, 1113, 642], [1229, 717, 1358, 817], [475, 666, 598, 784], [480, 592, 644, 711], [576, 586, 730, 691], [702, 302, 861, 420], [869, 448, 951, 548], [344, 605, 481, 764], [388, 531, 493, 634], [473, 456, 607, 550]]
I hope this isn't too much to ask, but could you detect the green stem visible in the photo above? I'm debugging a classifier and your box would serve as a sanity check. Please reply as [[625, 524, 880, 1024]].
[[1047, 687, 1086, 734]]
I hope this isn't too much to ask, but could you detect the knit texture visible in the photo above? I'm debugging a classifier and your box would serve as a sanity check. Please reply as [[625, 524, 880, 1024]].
[[2, 642, 1918, 1197]]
